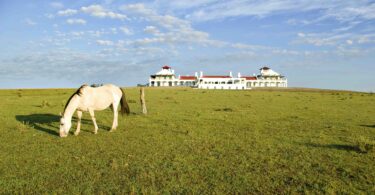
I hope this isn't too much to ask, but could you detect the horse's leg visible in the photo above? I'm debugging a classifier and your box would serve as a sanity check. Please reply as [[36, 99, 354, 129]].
[[89, 109, 98, 134], [110, 102, 119, 132], [74, 110, 82, 136]]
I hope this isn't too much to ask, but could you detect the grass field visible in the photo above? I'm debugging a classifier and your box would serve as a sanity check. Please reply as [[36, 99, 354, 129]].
[[0, 87, 374, 194]]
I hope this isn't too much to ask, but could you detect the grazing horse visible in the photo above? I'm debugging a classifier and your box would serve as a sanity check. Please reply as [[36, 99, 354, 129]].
[[59, 84, 130, 137]]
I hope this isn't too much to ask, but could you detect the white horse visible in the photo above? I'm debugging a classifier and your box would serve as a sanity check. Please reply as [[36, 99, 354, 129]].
[[59, 84, 130, 137]]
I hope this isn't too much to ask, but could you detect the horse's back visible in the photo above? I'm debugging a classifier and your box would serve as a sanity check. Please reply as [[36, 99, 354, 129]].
[[78, 84, 122, 111], [100, 84, 122, 98]]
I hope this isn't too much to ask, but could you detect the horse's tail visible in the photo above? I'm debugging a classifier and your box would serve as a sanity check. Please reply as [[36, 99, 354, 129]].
[[119, 87, 130, 115]]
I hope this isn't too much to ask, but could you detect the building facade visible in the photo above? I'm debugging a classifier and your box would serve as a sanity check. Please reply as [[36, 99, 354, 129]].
[[245, 67, 288, 88], [149, 66, 197, 87], [149, 65, 287, 89], [197, 72, 247, 90]]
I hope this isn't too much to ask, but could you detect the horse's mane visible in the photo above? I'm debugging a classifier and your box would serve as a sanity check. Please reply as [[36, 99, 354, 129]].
[[63, 84, 87, 114]]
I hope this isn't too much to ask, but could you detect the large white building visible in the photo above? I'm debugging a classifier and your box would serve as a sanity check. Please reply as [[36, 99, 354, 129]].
[[247, 67, 288, 88], [149, 65, 197, 87], [149, 65, 287, 89]]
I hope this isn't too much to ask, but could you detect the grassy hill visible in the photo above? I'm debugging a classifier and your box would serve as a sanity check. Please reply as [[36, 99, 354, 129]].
[[0, 87, 374, 194]]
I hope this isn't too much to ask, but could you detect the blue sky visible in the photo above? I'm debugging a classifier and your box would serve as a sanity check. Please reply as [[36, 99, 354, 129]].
[[1, 0, 375, 91]]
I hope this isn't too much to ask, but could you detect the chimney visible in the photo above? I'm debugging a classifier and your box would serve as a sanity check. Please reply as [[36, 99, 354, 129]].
[[200, 71, 203, 77], [195, 72, 198, 77], [238, 72, 241, 78], [229, 71, 233, 77]]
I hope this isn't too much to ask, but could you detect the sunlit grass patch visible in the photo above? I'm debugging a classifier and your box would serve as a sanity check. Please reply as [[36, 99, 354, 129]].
[[0, 87, 374, 193]]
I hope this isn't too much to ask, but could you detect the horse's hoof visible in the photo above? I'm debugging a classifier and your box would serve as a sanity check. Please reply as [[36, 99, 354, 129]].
[[109, 129, 115, 132], [74, 132, 79, 136]]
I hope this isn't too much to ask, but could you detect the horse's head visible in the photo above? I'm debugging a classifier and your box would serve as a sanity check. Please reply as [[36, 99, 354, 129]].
[[59, 117, 71, 137]]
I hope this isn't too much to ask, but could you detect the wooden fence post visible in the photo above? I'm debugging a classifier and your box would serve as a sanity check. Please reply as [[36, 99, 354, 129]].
[[140, 87, 147, 114]]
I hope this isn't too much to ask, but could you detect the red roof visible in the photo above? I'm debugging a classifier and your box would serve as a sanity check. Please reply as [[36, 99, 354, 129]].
[[202, 76, 231, 78], [162, 65, 171, 69], [180, 76, 197, 80], [241, 76, 257, 80]]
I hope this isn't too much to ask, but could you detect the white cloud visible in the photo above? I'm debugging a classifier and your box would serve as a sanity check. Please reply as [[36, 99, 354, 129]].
[[294, 32, 375, 47], [325, 3, 375, 22], [272, 49, 300, 55], [81, 4, 128, 20], [87, 30, 106, 37], [110, 28, 118, 34], [50, 2, 64, 9], [155, 0, 217, 10], [121, 3, 154, 15], [185, 0, 328, 21], [0, 48, 149, 83], [121, 3, 189, 30], [158, 0, 375, 24], [25, 18, 37, 26], [357, 34, 375, 44], [231, 43, 268, 50], [85, 29, 120, 37], [121, 3, 267, 50], [96, 40, 114, 46], [121, 3, 226, 48], [119, 26, 133, 35], [43, 36, 71, 46], [45, 13, 55, 19], [132, 28, 226, 47], [293, 32, 349, 46], [297, 33, 306, 37], [71, 31, 85, 37], [144, 26, 160, 35], [57, 9, 78, 16], [66, 18, 86, 25]]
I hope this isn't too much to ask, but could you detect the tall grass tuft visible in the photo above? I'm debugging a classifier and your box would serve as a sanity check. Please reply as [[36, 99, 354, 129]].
[[357, 136, 375, 153], [41, 100, 52, 108]]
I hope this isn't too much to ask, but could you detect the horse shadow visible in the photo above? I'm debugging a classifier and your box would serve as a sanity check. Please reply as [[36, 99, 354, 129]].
[[304, 143, 361, 153], [360, 124, 375, 128], [15, 113, 108, 137], [16, 114, 60, 136]]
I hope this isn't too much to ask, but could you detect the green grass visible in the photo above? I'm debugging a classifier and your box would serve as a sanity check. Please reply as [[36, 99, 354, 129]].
[[0, 87, 375, 194]]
